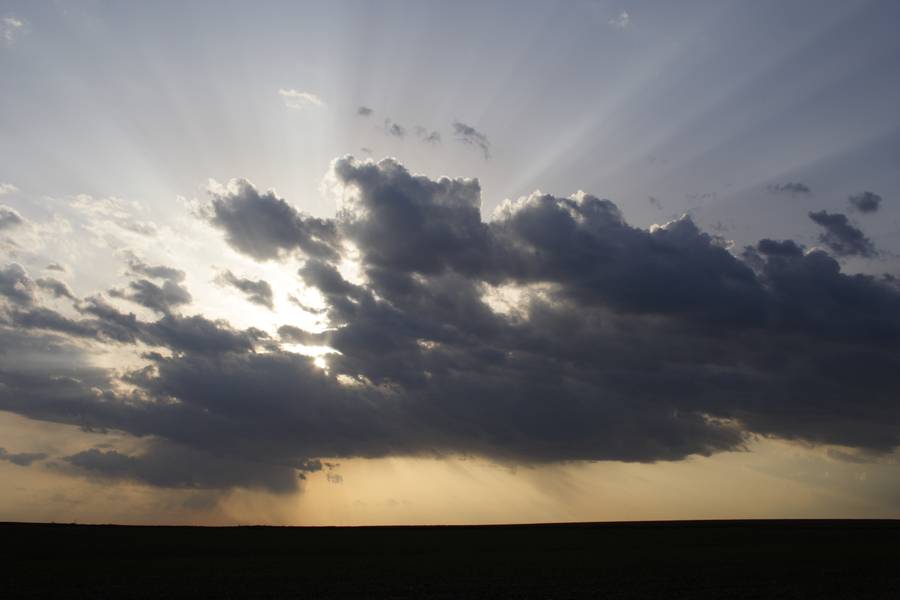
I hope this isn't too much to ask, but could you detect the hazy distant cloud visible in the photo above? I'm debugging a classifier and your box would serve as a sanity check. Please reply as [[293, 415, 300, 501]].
[[608, 11, 630, 29], [809, 210, 876, 257], [125, 254, 185, 282], [384, 119, 406, 138], [767, 182, 811, 196], [0, 205, 25, 231], [36, 277, 74, 299], [452, 121, 490, 158], [415, 126, 441, 144], [279, 89, 325, 110], [648, 196, 662, 210], [357, 106, 374, 116], [1, 16, 25, 46], [848, 191, 883, 214], [0, 183, 18, 195], [215, 270, 274, 309], [0, 447, 47, 467]]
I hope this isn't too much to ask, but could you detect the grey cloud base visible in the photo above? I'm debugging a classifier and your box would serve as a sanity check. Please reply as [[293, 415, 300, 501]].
[[2, 156, 900, 492]]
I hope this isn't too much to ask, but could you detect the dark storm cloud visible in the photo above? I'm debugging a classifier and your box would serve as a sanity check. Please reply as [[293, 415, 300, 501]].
[[767, 182, 812, 196], [0, 205, 25, 231], [207, 179, 338, 261], [63, 443, 302, 493], [452, 121, 490, 158], [848, 191, 883, 214], [809, 210, 876, 257], [215, 270, 274, 309], [4, 157, 900, 491], [0, 447, 48, 467], [357, 106, 374, 116]]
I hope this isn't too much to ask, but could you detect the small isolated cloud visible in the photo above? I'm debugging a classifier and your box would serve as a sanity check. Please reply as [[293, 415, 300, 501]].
[[215, 270, 274, 310], [2, 16, 25, 46], [0, 447, 47, 467], [384, 119, 406, 138], [809, 210, 876, 258], [648, 196, 663, 210], [608, 11, 630, 29], [279, 89, 325, 110], [0, 183, 18, 195], [848, 191, 883, 214], [452, 121, 490, 159], [357, 106, 374, 116], [414, 126, 441, 144], [767, 182, 811, 196]]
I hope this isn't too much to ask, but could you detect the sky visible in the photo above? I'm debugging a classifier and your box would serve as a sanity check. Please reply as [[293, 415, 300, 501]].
[[1, 0, 900, 525]]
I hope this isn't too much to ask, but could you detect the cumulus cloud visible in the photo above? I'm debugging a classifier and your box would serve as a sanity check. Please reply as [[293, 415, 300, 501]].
[[809, 210, 876, 257], [767, 182, 811, 196], [279, 89, 325, 110], [215, 270, 274, 309], [4, 157, 900, 492], [0, 205, 25, 231], [452, 121, 490, 158], [848, 191, 883, 214], [0, 447, 47, 467], [205, 178, 338, 261], [36, 277, 74, 299]]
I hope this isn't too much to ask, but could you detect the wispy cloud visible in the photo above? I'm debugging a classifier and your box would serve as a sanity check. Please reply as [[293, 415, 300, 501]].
[[1, 16, 25, 46], [452, 121, 490, 159], [279, 89, 325, 110], [608, 11, 630, 29]]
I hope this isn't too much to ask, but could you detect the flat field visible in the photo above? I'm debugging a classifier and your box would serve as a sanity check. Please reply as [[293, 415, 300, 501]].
[[2, 520, 898, 599]]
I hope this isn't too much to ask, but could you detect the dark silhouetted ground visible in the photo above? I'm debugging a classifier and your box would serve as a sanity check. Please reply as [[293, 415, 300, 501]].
[[2, 519, 898, 598]]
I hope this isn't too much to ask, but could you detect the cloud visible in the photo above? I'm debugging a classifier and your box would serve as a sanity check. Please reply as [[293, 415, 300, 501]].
[[205, 178, 338, 261], [766, 182, 812, 196], [215, 270, 274, 309], [279, 89, 325, 110], [0, 183, 18, 195], [4, 157, 900, 491], [1, 16, 25, 46], [384, 119, 406, 138], [608, 11, 630, 29], [357, 106, 374, 116], [848, 191, 883, 214], [63, 442, 304, 493], [648, 196, 662, 210], [452, 121, 491, 159], [809, 210, 876, 257], [415, 126, 441, 144], [0, 205, 25, 231], [0, 447, 47, 467], [36, 277, 74, 299], [0, 263, 36, 305]]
